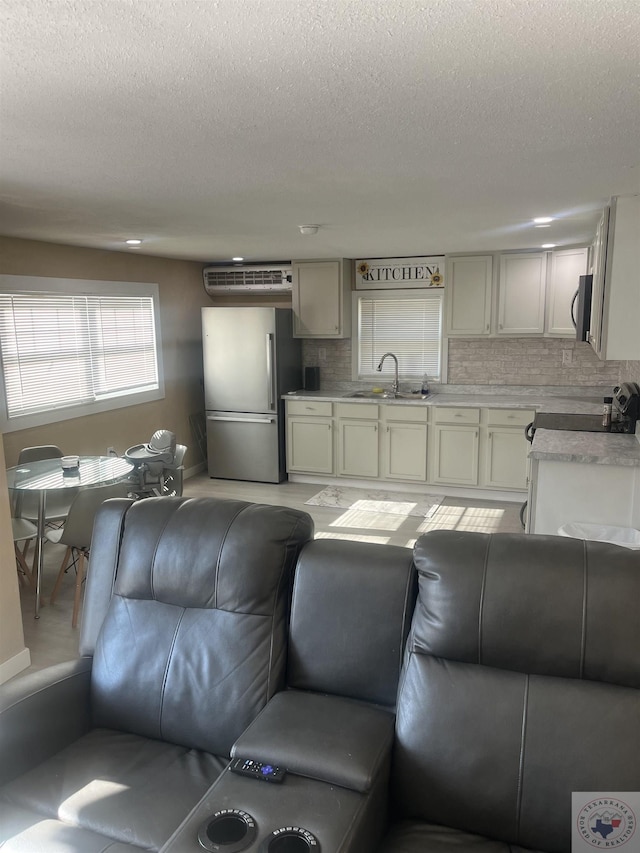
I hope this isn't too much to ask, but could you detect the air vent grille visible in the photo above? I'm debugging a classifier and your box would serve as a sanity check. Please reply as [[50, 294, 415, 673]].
[[203, 266, 292, 294]]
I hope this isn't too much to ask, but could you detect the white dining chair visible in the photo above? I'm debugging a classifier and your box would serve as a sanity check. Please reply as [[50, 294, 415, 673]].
[[47, 482, 130, 627]]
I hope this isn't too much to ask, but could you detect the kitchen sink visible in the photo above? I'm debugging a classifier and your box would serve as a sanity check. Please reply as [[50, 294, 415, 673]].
[[343, 391, 430, 400]]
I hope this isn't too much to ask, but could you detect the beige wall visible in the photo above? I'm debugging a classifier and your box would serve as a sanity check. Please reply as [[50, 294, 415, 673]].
[[0, 237, 211, 467], [0, 236, 212, 678]]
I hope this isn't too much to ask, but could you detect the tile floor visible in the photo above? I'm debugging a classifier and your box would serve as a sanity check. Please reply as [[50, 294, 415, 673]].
[[18, 474, 524, 675]]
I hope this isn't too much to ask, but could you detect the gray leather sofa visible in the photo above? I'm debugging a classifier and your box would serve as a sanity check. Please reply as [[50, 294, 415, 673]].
[[2, 498, 639, 853], [0, 497, 313, 852], [379, 530, 640, 853]]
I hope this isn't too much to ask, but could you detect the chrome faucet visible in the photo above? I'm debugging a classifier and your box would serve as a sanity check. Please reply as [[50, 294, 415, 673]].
[[376, 352, 399, 395]]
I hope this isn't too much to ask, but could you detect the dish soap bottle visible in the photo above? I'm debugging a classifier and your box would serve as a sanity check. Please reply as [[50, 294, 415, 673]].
[[421, 373, 430, 395]]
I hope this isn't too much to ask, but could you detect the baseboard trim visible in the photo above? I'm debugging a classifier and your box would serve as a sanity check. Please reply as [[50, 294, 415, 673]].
[[0, 647, 31, 685], [184, 462, 206, 480], [288, 474, 526, 504]]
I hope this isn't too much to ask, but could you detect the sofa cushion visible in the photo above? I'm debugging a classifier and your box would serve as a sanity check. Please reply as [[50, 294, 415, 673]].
[[412, 530, 640, 688], [0, 728, 226, 851], [288, 539, 416, 706], [87, 498, 314, 756], [378, 820, 543, 852], [0, 806, 142, 852]]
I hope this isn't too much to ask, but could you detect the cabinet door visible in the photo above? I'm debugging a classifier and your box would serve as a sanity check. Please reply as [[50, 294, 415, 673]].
[[498, 254, 546, 334], [383, 422, 427, 482], [292, 260, 351, 338], [431, 425, 479, 485], [286, 417, 334, 474], [484, 428, 529, 490], [338, 420, 379, 478], [546, 248, 588, 336], [445, 256, 493, 335], [588, 208, 609, 357]]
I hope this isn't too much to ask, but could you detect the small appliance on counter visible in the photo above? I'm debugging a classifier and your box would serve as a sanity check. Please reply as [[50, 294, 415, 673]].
[[612, 382, 640, 433]]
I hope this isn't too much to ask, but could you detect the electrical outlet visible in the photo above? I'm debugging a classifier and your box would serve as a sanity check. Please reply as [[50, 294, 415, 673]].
[[318, 348, 327, 364], [562, 349, 573, 365]]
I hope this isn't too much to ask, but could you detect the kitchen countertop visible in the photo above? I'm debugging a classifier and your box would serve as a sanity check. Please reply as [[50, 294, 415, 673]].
[[283, 390, 603, 414], [530, 428, 640, 467]]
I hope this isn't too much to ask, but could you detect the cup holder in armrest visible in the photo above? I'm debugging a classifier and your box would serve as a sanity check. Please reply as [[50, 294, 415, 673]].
[[198, 809, 257, 852], [259, 827, 320, 852]]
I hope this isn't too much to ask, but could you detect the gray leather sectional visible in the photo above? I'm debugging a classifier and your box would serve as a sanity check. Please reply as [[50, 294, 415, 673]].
[[1, 496, 638, 853]]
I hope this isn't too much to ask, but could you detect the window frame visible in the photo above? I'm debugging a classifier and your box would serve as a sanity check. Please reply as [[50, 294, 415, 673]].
[[351, 288, 448, 383], [0, 275, 165, 433]]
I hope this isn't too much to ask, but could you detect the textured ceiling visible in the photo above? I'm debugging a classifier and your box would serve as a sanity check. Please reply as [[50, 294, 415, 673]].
[[0, 0, 638, 262]]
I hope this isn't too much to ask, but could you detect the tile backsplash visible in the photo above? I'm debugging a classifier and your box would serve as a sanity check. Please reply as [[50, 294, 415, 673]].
[[302, 338, 638, 390]]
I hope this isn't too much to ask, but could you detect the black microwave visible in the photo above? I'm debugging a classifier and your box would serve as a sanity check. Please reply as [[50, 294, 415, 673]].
[[571, 274, 592, 342]]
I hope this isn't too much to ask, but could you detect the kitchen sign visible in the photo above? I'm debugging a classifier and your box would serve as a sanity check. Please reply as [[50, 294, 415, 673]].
[[355, 256, 445, 290]]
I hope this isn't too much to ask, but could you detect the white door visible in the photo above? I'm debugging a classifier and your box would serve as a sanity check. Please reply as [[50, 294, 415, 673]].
[[292, 261, 341, 337], [546, 248, 588, 336]]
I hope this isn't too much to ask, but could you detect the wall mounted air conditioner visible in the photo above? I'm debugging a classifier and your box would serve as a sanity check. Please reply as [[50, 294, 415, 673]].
[[203, 265, 292, 295]]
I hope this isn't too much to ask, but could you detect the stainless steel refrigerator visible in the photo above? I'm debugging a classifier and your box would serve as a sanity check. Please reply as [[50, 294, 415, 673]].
[[202, 307, 302, 483]]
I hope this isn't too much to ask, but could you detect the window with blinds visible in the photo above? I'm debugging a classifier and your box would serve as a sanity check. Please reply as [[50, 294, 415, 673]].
[[356, 290, 443, 380], [0, 283, 162, 429]]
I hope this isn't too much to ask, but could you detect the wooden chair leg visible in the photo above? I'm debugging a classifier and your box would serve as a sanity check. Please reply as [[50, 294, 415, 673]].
[[72, 551, 86, 629], [15, 544, 36, 588], [50, 546, 73, 604]]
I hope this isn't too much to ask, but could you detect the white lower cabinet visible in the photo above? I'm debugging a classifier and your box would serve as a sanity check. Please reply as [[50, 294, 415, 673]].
[[338, 420, 379, 477], [336, 403, 379, 478], [286, 400, 531, 493], [382, 406, 428, 482], [431, 424, 480, 485], [482, 409, 534, 490], [286, 401, 334, 474]]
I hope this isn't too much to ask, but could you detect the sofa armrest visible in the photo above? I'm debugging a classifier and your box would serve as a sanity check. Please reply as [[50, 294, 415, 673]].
[[0, 657, 93, 785], [231, 690, 395, 794]]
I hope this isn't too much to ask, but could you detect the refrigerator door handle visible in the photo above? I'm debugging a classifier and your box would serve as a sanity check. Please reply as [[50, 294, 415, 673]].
[[266, 333, 274, 409], [207, 415, 276, 424]]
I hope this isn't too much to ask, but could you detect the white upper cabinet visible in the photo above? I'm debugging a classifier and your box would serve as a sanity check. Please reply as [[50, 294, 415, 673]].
[[445, 256, 493, 336], [545, 247, 588, 337], [589, 195, 640, 361], [497, 253, 546, 335], [292, 259, 352, 338]]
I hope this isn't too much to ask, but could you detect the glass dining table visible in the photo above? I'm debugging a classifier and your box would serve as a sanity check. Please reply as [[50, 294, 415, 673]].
[[7, 455, 133, 618]]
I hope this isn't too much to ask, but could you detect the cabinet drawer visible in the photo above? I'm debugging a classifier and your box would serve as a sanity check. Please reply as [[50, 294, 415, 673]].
[[335, 402, 378, 419], [287, 400, 333, 417], [383, 405, 429, 423], [486, 408, 535, 427], [433, 407, 480, 425]]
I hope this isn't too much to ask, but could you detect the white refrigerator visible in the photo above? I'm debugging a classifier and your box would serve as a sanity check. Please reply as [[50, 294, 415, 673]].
[[202, 307, 302, 482]]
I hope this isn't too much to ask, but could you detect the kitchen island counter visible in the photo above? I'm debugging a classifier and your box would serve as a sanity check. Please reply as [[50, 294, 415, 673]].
[[530, 428, 640, 467]]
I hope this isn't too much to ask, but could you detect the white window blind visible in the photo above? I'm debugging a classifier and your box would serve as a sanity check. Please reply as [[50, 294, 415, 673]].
[[0, 292, 159, 420], [357, 292, 442, 380]]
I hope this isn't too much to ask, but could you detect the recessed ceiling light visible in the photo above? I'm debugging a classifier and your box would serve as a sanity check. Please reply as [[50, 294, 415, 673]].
[[533, 217, 553, 224], [299, 225, 319, 236], [232, 257, 244, 261], [125, 239, 142, 245], [542, 243, 556, 248]]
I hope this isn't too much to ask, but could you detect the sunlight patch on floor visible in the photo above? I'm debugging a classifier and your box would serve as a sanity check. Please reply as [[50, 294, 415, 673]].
[[315, 532, 392, 544], [351, 498, 419, 515], [417, 505, 505, 534], [329, 508, 406, 531]]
